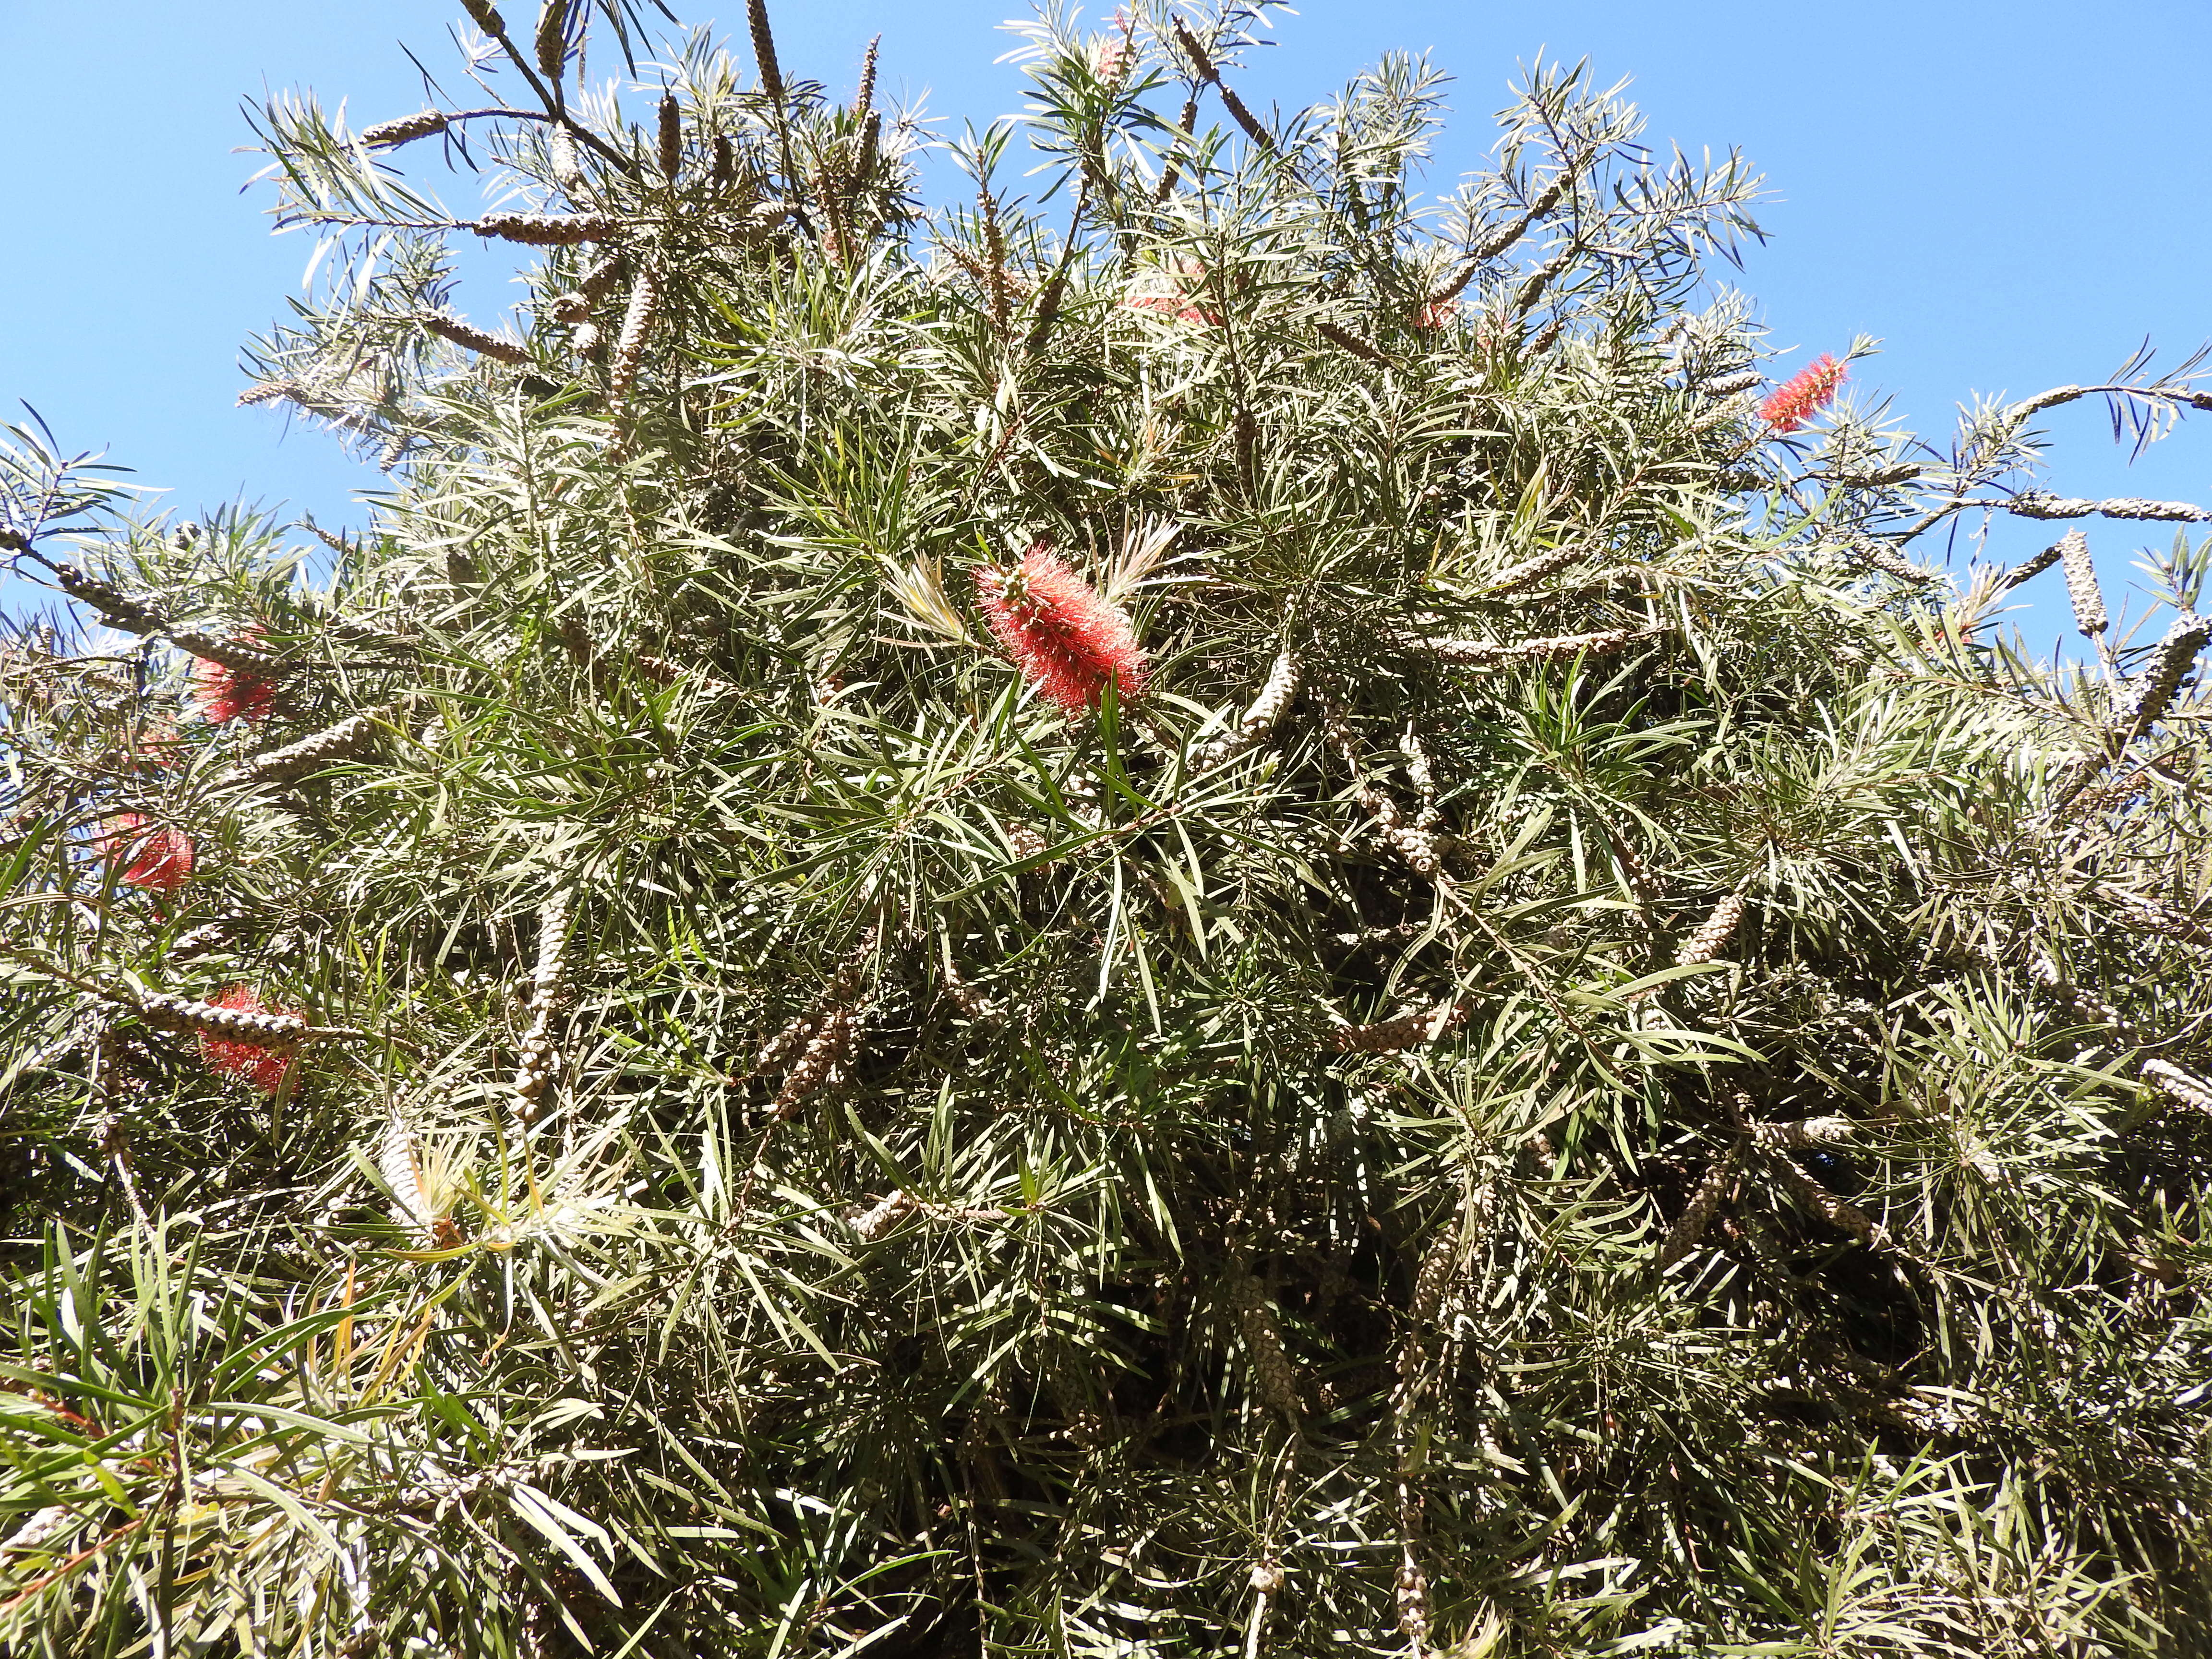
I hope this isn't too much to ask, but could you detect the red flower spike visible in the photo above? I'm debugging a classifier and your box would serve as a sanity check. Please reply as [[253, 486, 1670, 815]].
[[198, 986, 301, 1096], [975, 544, 1149, 714], [1412, 298, 1457, 330], [102, 814, 195, 893], [1759, 353, 1847, 434], [191, 630, 279, 725]]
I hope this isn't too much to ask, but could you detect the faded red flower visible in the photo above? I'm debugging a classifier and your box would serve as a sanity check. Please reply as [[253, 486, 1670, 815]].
[[191, 632, 279, 725], [975, 544, 1149, 713], [1095, 12, 1132, 80], [101, 814, 195, 893], [1412, 298, 1458, 330], [1760, 353, 1847, 434], [198, 986, 301, 1095], [1120, 260, 1225, 328]]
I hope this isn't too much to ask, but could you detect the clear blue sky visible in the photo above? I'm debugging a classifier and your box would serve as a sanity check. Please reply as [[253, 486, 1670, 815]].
[[2, 1, 2207, 652]]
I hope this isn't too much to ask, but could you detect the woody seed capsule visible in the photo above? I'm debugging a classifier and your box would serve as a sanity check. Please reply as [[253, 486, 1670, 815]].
[[472, 212, 623, 246], [362, 109, 449, 148], [1677, 892, 1746, 966], [2057, 530, 2106, 637]]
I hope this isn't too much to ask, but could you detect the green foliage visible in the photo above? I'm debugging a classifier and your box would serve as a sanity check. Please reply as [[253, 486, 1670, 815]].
[[4, 5, 2212, 1653]]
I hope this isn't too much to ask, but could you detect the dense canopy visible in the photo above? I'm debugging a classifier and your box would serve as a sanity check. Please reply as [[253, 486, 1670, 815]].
[[4, 3, 2211, 1653]]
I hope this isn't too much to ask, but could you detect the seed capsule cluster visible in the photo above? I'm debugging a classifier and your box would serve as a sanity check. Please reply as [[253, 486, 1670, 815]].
[[1657, 1151, 1736, 1269], [362, 109, 449, 148], [1331, 995, 1469, 1053], [2057, 530, 2106, 637], [1196, 645, 1298, 768], [757, 934, 875, 1116], [472, 212, 623, 246], [227, 699, 404, 786], [1425, 624, 1660, 667], [1319, 696, 1443, 875], [168, 919, 237, 962], [609, 270, 661, 400], [2011, 492, 2212, 524], [513, 889, 575, 1117], [1486, 541, 1596, 594], [1230, 1268, 1302, 1424], [1767, 1155, 1885, 1250], [169, 629, 283, 676], [423, 313, 532, 366], [1995, 538, 2068, 593], [1676, 891, 1746, 967], [1747, 1116, 1855, 1152], [52, 564, 163, 633], [2143, 1058, 2212, 1116], [380, 1107, 437, 1242], [1845, 534, 1934, 585], [136, 990, 308, 1047], [2123, 613, 2210, 739]]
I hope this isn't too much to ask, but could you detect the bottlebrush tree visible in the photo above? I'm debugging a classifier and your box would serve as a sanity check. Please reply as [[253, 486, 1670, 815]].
[[3, 2, 2212, 1653]]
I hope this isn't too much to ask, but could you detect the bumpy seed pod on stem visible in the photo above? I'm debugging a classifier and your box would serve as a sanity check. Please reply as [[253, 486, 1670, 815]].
[[2123, 613, 2211, 740], [168, 918, 237, 962], [1769, 1156, 1887, 1249], [1657, 1151, 1736, 1270], [1168, 17, 1273, 152], [550, 128, 582, 191], [1318, 696, 1443, 876], [1846, 534, 1935, 585], [533, 1, 567, 81], [1485, 542, 1596, 594], [1748, 1116, 1857, 1152], [224, 699, 407, 786], [1676, 891, 1747, 967], [851, 1189, 917, 1240], [746, 0, 785, 102], [2143, 1058, 2212, 1116], [1331, 995, 1470, 1053], [380, 1107, 441, 1246], [361, 109, 449, 148], [657, 92, 682, 179], [472, 212, 623, 245], [771, 1005, 859, 1116], [757, 933, 876, 1071], [460, 0, 505, 34], [1196, 645, 1298, 768], [170, 628, 281, 675], [50, 564, 162, 633], [136, 988, 309, 1047], [1698, 369, 1763, 397], [1228, 1266, 1301, 1424], [512, 888, 576, 1118], [1423, 624, 1660, 667], [608, 269, 661, 400], [1994, 538, 2068, 594], [422, 313, 532, 366], [2057, 530, 2106, 637], [854, 34, 879, 114]]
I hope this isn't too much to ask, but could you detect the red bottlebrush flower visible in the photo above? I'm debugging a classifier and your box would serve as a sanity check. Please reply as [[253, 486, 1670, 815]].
[[975, 544, 1149, 713], [190, 631, 279, 725], [1759, 353, 1847, 434], [198, 986, 301, 1095], [101, 814, 195, 893], [1412, 298, 1457, 330]]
